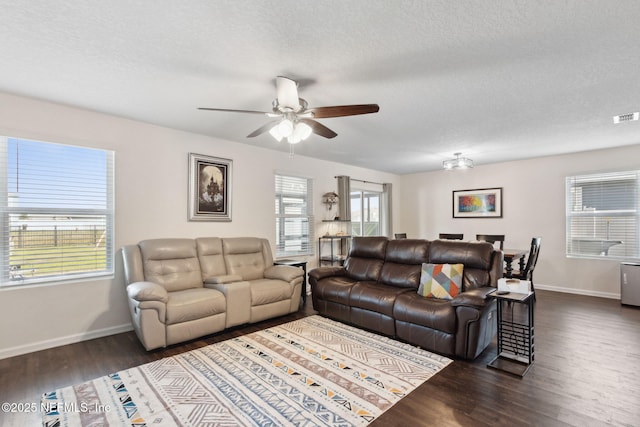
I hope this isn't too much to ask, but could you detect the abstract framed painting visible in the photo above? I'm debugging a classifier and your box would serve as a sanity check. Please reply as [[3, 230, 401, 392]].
[[452, 188, 502, 218], [188, 153, 232, 221]]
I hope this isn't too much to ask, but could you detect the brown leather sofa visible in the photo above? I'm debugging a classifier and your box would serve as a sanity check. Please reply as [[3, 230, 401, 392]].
[[309, 236, 503, 359]]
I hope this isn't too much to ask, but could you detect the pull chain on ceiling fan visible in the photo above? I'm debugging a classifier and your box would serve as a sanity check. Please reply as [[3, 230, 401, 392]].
[[198, 76, 380, 147]]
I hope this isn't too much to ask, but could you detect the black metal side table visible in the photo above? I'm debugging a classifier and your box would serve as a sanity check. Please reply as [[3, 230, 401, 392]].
[[487, 290, 535, 377], [274, 259, 308, 305]]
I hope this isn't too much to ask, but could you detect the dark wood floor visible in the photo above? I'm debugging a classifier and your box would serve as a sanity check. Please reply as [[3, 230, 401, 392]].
[[1, 290, 639, 426]]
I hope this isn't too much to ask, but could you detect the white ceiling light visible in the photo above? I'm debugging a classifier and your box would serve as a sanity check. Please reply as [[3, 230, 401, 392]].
[[270, 119, 313, 145], [443, 152, 474, 170], [288, 122, 312, 144]]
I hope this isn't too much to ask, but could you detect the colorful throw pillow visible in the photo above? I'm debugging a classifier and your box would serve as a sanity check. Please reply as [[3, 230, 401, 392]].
[[417, 263, 464, 300]]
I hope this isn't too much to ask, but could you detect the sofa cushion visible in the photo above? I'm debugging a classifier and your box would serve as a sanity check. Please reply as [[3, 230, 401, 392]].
[[312, 275, 357, 304], [166, 288, 226, 324], [429, 240, 494, 290], [417, 263, 463, 300], [344, 236, 388, 281], [394, 292, 457, 334], [379, 239, 429, 288], [139, 238, 203, 292], [350, 282, 414, 316]]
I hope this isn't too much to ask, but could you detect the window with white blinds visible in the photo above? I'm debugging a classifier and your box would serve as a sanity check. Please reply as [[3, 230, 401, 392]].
[[566, 171, 639, 259], [275, 173, 313, 257], [1, 136, 115, 286]]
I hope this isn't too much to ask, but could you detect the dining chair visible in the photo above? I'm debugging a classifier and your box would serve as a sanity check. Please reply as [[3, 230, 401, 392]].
[[439, 233, 464, 240], [507, 237, 542, 294], [394, 233, 407, 239], [476, 234, 505, 250]]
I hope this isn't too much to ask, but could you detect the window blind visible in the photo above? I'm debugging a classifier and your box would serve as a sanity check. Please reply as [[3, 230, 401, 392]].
[[566, 171, 639, 259], [1, 137, 115, 285], [275, 174, 313, 257]]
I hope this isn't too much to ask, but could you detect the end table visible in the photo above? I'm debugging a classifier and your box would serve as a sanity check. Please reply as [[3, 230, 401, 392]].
[[487, 289, 535, 377]]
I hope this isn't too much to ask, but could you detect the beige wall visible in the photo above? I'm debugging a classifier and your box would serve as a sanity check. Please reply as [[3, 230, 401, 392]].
[[0, 92, 399, 358], [398, 144, 640, 298], [2, 90, 639, 359]]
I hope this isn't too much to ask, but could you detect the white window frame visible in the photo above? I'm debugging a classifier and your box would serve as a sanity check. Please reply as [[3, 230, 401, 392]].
[[566, 170, 640, 260], [350, 189, 382, 237], [275, 173, 314, 258], [1, 136, 115, 286]]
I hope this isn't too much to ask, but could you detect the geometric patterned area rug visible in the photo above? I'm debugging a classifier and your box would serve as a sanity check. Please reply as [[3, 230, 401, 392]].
[[42, 315, 452, 426]]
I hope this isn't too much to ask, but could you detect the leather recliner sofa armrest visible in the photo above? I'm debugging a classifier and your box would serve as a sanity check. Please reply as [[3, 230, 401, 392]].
[[264, 265, 303, 282], [450, 287, 496, 309], [308, 266, 346, 282], [127, 281, 169, 303]]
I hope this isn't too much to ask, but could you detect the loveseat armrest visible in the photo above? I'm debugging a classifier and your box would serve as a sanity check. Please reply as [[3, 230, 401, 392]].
[[127, 281, 169, 303], [450, 287, 496, 309], [204, 274, 244, 285], [264, 265, 303, 282], [308, 266, 346, 282]]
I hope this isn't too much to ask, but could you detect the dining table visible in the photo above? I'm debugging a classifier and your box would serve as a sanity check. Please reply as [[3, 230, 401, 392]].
[[503, 248, 528, 278]]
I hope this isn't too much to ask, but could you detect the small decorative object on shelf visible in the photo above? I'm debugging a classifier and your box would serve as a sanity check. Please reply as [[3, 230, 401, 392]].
[[322, 192, 339, 210]]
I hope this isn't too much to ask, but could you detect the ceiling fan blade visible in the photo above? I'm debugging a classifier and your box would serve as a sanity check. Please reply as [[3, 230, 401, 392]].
[[198, 107, 271, 115], [307, 104, 380, 118], [246, 120, 280, 138], [276, 76, 301, 111], [299, 119, 337, 139]]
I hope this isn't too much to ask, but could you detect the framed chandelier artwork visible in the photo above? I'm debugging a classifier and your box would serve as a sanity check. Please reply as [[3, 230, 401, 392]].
[[188, 153, 233, 221]]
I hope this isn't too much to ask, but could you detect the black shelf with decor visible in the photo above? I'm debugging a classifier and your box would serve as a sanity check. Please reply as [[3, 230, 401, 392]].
[[318, 235, 351, 266]]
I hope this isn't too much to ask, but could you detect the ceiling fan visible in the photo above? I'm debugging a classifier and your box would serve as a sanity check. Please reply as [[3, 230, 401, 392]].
[[198, 76, 379, 145]]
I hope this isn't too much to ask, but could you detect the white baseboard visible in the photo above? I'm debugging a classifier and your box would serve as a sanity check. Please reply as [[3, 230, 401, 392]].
[[0, 323, 133, 360], [0, 285, 622, 361], [535, 283, 620, 300]]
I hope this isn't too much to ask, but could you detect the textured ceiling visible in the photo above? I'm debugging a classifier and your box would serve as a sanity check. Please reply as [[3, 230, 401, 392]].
[[1, 0, 639, 174]]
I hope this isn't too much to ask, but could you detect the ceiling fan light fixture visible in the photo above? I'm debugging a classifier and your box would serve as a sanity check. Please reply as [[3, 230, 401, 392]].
[[443, 152, 473, 170], [269, 125, 284, 142], [293, 122, 312, 141], [277, 118, 294, 137]]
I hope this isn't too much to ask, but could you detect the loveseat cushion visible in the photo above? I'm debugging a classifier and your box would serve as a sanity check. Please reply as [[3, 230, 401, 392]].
[[429, 240, 494, 290], [222, 237, 271, 281], [393, 292, 457, 334], [139, 238, 203, 292], [378, 239, 429, 288], [196, 237, 227, 280], [250, 278, 294, 306], [166, 288, 226, 325]]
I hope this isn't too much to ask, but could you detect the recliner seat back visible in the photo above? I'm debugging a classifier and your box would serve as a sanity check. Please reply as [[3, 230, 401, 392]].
[[138, 238, 203, 292], [429, 240, 495, 290], [222, 237, 273, 281], [344, 236, 388, 282], [379, 239, 430, 288]]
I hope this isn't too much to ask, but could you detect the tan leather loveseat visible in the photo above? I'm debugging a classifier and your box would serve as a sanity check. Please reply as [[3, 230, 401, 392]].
[[122, 237, 304, 351]]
